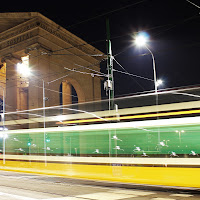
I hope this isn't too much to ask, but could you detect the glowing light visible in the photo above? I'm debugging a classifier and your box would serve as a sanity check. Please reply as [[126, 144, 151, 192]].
[[17, 55, 31, 77], [17, 63, 31, 77], [134, 32, 149, 47], [156, 79, 163, 87]]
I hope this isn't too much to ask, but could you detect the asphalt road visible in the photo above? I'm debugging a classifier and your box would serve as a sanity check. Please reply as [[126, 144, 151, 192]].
[[0, 171, 199, 200]]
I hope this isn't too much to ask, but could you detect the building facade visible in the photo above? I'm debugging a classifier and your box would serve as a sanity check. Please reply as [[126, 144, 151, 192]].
[[0, 12, 103, 114]]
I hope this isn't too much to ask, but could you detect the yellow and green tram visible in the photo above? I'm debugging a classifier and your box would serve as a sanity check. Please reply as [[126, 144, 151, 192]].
[[1, 87, 200, 188]]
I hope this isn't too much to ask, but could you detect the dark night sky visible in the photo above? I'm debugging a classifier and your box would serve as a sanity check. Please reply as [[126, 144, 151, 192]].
[[1, 0, 200, 98]]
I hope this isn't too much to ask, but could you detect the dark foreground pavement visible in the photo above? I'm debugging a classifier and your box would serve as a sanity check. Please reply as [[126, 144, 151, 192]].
[[0, 171, 199, 200]]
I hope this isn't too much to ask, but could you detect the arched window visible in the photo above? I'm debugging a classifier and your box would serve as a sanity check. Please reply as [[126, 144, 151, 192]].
[[0, 98, 3, 121], [59, 81, 79, 106], [71, 85, 78, 104]]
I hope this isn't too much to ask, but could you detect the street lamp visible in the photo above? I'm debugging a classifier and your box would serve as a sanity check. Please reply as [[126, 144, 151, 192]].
[[134, 32, 162, 93]]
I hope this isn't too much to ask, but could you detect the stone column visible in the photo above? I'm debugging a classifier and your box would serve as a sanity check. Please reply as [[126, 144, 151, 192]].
[[4, 57, 21, 129], [62, 80, 72, 106], [18, 87, 28, 111], [5, 60, 19, 113], [28, 49, 41, 129]]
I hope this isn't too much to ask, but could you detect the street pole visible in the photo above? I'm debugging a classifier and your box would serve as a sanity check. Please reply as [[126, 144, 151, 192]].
[[144, 45, 160, 151], [106, 18, 114, 158], [145, 45, 157, 93], [43, 80, 47, 166], [2, 87, 5, 164], [106, 18, 114, 110]]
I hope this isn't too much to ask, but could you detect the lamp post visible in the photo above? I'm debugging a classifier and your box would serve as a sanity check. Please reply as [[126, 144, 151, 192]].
[[134, 33, 163, 152], [43, 79, 47, 166], [134, 33, 162, 93], [0, 86, 6, 164]]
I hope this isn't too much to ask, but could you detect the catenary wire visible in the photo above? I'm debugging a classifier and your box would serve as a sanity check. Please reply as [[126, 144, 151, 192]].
[[113, 57, 153, 81], [186, 0, 200, 9], [113, 68, 153, 82], [66, 0, 148, 29], [74, 63, 107, 76], [113, 57, 145, 90], [64, 67, 107, 78]]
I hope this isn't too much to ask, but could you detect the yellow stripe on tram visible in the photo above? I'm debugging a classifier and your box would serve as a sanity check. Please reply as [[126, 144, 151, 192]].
[[58, 108, 200, 125]]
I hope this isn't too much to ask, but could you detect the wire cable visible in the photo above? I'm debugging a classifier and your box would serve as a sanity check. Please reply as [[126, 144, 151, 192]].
[[186, 0, 200, 9], [113, 57, 153, 82], [113, 68, 153, 82], [113, 57, 145, 90], [47, 57, 105, 84], [74, 63, 107, 76], [64, 67, 107, 78], [51, 53, 105, 57], [66, 0, 148, 29], [31, 84, 78, 98]]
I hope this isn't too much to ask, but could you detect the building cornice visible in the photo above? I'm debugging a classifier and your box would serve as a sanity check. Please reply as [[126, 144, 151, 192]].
[[0, 13, 104, 61]]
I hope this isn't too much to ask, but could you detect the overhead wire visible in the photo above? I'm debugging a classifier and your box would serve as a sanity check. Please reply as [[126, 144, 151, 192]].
[[186, 0, 200, 9], [153, 13, 200, 38], [47, 58, 105, 84], [64, 67, 107, 78], [51, 39, 106, 54], [74, 63, 107, 76], [112, 57, 145, 90], [31, 83, 78, 98], [15, 42, 105, 85], [113, 68, 153, 82], [3, 55, 105, 94], [65, 0, 148, 29], [113, 57, 153, 82], [51, 53, 105, 57]]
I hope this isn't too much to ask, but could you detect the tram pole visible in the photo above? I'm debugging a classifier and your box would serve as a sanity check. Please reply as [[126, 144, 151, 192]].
[[43, 80, 47, 166], [106, 18, 114, 158], [2, 87, 5, 164], [106, 18, 114, 111]]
